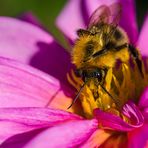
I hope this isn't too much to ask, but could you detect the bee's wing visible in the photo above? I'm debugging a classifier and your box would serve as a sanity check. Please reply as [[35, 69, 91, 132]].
[[88, 3, 121, 29], [105, 3, 122, 43], [109, 3, 121, 26], [88, 5, 110, 29]]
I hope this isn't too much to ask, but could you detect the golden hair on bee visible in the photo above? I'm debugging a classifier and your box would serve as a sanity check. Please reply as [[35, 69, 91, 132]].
[[68, 2, 143, 109], [72, 3, 130, 69], [72, 3, 142, 72], [72, 26, 130, 69]]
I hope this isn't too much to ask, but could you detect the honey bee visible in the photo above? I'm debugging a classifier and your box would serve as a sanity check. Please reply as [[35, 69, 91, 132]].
[[68, 3, 143, 109]]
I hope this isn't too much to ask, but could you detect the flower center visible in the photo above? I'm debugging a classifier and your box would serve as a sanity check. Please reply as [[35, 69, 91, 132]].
[[68, 60, 148, 119]]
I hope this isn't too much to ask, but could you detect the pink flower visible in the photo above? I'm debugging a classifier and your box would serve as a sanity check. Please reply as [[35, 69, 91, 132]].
[[0, 0, 147, 147]]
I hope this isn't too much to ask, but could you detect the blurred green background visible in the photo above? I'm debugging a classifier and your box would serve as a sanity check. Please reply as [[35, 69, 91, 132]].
[[0, 0, 68, 46], [0, 0, 67, 34], [0, 0, 147, 42]]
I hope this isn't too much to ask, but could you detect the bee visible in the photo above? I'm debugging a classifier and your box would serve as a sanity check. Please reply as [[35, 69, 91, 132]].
[[68, 3, 143, 109]]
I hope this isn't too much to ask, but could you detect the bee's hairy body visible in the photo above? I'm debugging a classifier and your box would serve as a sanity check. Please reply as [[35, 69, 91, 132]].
[[68, 3, 143, 109], [72, 23, 130, 69]]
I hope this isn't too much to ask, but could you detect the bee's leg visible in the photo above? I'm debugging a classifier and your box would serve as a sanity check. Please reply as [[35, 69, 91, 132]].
[[128, 44, 144, 77]]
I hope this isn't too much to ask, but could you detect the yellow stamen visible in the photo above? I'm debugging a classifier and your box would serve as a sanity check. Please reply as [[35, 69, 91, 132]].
[[68, 59, 148, 121]]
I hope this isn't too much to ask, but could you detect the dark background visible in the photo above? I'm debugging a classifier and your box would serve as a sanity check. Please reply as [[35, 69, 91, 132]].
[[136, 0, 147, 30]]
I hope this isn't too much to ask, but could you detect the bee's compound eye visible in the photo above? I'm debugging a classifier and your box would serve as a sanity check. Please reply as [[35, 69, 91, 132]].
[[75, 69, 82, 77], [96, 72, 102, 81]]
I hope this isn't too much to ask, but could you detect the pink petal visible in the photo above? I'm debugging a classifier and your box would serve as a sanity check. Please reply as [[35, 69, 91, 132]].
[[0, 17, 52, 63], [1, 119, 98, 147], [128, 123, 148, 148], [0, 57, 72, 108], [94, 101, 144, 131], [0, 107, 82, 126], [56, 0, 85, 41], [0, 121, 35, 145], [122, 101, 144, 126], [142, 108, 148, 122], [0, 17, 72, 84], [139, 87, 148, 109], [119, 0, 138, 44], [0, 107, 82, 144], [1, 129, 44, 148], [56, 0, 138, 43], [138, 15, 148, 55]]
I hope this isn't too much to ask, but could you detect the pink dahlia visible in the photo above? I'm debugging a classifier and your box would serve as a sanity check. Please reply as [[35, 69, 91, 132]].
[[0, 0, 147, 147]]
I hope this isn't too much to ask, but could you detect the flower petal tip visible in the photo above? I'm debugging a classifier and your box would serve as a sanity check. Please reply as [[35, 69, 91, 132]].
[[94, 101, 144, 132]]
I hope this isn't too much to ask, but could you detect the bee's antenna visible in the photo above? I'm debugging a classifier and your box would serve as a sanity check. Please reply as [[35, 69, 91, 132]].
[[67, 81, 121, 109], [99, 84, 121, 109], [67, 81, 87, 109]]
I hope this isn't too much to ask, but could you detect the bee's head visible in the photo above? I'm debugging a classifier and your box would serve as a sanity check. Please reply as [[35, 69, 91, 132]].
[[72, 29, 102, 68], [75, 67, 107, 83]]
